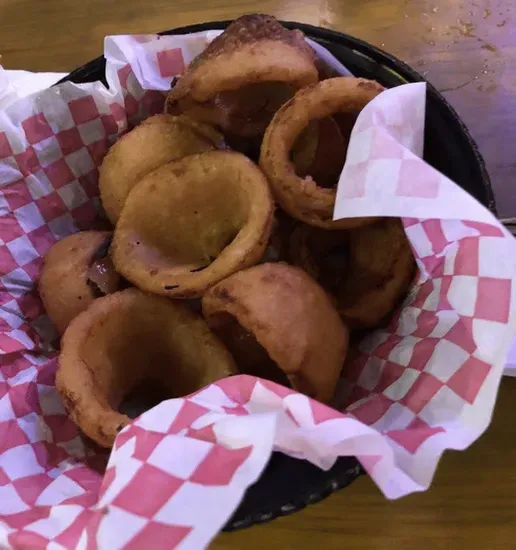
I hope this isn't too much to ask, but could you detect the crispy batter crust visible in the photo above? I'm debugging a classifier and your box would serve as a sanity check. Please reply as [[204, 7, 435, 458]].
[[111, 151, 274, 298], [289, 218, 416, 328], [165, 15, 318, 137], [38, 231, 117, 335], [57, 288, 236, 448], [202, 263, 349, 403], [167, 15, 317, 103], [260, 77, 384, 229]]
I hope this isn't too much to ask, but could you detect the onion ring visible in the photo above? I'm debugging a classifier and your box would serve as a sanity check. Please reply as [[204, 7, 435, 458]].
[[111, 151, 274, 298], [289, 218, 416, 329], [57, 288, 236, 448], [38, 231, 120, 335], [202, 263, 349, 403], [165, 14, 318, 138], [260, 77, 384, 229], [99, 114, 224, 224]]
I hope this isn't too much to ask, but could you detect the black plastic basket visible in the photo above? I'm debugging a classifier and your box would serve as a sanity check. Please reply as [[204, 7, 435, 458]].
[[57, 20, 495, 531]]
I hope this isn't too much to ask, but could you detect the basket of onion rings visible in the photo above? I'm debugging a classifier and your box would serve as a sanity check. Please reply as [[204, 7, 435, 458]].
[[0, 14, 514, 549]]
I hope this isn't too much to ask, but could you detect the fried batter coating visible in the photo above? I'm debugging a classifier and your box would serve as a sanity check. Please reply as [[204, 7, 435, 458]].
[[111, 151, 274, 298], [99, 114, 224, 223], [57, 288, 236, 448], [260, 77, 384, 229], [289, 218, 416, 328], [202, 263, 349, 403], [39, 231, 119, 335], [165, 15, 318, 138]]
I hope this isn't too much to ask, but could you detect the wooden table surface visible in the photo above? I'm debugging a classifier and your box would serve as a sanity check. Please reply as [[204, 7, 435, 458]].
[[1, 0, 515, 548]]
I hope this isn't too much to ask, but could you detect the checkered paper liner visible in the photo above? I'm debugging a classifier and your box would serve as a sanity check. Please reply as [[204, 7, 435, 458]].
[[0, 32, 515, 550]]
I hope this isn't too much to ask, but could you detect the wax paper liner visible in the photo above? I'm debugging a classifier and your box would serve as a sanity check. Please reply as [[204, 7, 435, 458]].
[[0, 31, 515, 550]]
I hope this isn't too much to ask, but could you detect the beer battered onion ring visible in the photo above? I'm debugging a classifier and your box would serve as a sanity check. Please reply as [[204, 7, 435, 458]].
[[260, 77, 385, 229], [202, 263, 349, 403], [57, 288, 236, 448], [39, 231, 120, 335], [99, 114, 224, 224], [289, 218, 416, 329], [111, 151, 274, 298], [165, 14, 318, 138]]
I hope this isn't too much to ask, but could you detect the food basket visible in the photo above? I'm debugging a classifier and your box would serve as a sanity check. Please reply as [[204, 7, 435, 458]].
[[57, 20, 495, 529], [0, 20, 499, 540]]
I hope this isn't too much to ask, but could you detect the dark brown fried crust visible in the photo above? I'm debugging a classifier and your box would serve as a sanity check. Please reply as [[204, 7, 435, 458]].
[[260, 77, 384, 229], [202, 263, 349, 403], [289, 218, 416, 329], [165, 15, 318, 138], [57, 288, 236, 448], [167, 15, 317, 103], [190, 15, 314, 70]]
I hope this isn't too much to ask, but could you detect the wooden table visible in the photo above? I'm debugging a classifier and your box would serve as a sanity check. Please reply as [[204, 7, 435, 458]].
[[1, 1, 515, 548]]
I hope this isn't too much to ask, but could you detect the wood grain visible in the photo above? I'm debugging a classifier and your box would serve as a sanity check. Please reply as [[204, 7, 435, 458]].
[[1, 1, 515, 547]]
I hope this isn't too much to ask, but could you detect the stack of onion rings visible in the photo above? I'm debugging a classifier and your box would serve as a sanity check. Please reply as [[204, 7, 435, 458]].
[[99, 114, 224, 223], [37, 15, 418, 448]]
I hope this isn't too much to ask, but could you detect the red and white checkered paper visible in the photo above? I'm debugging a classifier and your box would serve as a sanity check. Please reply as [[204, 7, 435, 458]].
[[0, 32, 515, 550]]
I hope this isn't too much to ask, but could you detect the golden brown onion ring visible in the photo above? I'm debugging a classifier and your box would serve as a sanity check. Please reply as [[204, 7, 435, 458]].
[[111, 151, 274, 298], [39, 231, 120, 335], [57, 288, 236, 448], [289, 218, 416, 329], [99, 114, 224, 224], [260, 77, 384, 229], [202, 263, 349, 403], [165, 14, 318, 138]]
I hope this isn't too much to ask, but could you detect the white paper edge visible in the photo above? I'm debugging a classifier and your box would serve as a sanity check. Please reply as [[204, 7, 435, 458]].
[[504, 338, 516, 376]]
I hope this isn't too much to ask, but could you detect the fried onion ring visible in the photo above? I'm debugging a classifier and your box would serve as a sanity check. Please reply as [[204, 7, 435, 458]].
[[39, 231, 120, 335], [56, 288, 236, 448], [99, 114, 224, 224], [202, 263, 349, 403], [165, 14, 318, 138], [111, 151, 274, 298], [289, 218, 416, 329], [260, 77, 384, 229]]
